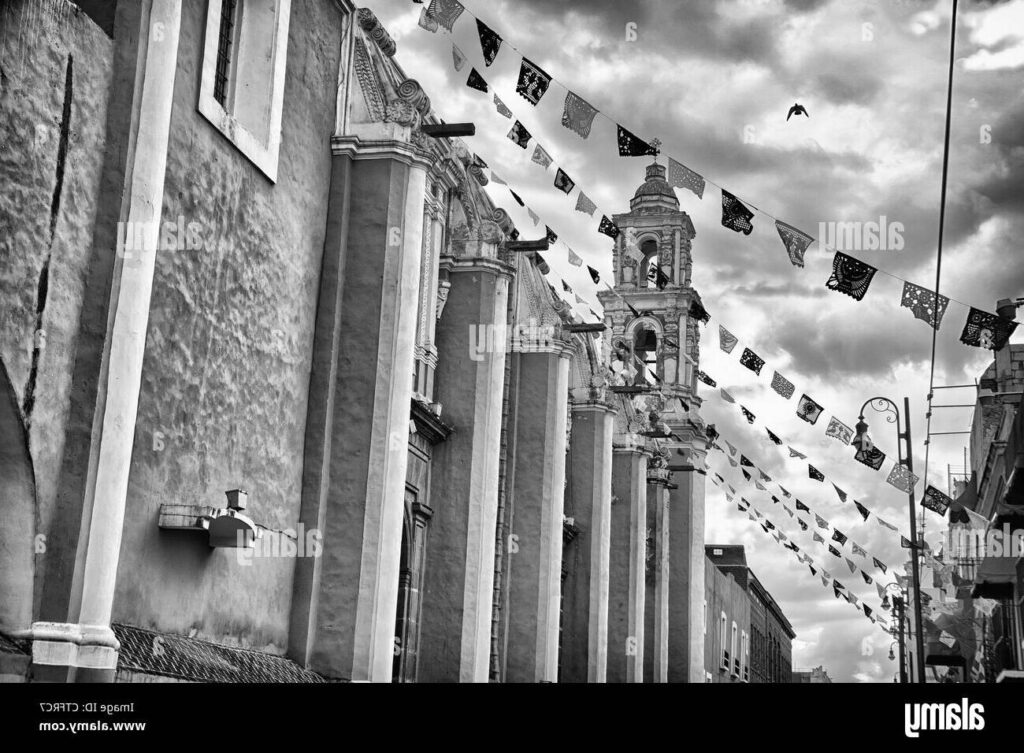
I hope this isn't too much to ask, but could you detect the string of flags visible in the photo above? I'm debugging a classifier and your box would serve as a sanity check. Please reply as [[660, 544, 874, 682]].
[[699, 360, 921, 506], [709, 473, 891, 631], [707, 428, 905, 578], [421, 0, 1021, 344], [824, 251, 1019, 351]]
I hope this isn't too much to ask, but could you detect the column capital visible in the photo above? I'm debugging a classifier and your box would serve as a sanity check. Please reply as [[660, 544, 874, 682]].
[[647, 467, 671, 486], [613, 433, 653, 455], [331, 132, 433, 170], [439, 255, 514, 279], [570, 399, 617, 415]]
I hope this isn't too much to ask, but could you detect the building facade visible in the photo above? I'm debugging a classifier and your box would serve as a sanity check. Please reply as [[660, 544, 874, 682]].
[[0, 0, 716, 683], [940, 316, 1024, 683], [793, 665, 832, 683], [703, 545, 794, 683]]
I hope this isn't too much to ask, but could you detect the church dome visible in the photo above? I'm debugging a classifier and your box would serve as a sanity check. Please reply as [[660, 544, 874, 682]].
[[630, 162, 680, 212]]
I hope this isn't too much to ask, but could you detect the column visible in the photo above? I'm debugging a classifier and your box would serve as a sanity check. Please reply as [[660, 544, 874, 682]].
[[607, 440, 648, 683], [667, 446, 708, 683], [504, 347, 572, 682], [417, 256, 511, 682], [292, 137, 427, 682], [560, 399, 615, 682], [644, 467, 670, 682], [29, 0, 182, 683]]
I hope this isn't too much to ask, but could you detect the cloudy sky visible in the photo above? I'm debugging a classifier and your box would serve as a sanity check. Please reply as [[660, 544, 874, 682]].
[[368, 0, 1024, 681]]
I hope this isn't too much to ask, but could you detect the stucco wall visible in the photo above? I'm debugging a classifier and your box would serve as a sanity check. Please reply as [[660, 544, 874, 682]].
[[0, 0, 114, 617], [112, 0, 342, 653]]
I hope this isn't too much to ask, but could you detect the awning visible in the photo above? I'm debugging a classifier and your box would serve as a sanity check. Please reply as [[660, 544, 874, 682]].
[[971, 555, 1017, 599]]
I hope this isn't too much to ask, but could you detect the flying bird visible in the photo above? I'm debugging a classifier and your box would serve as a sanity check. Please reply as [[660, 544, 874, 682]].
[[786, 103, 809, 121]]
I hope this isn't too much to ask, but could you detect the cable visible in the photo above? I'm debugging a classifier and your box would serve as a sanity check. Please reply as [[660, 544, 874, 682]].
[[920, 0, 959, 545]]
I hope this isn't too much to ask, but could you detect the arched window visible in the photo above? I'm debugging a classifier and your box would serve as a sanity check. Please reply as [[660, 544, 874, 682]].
[[633, 326, 657, 385], [639, 239, 658, 288]]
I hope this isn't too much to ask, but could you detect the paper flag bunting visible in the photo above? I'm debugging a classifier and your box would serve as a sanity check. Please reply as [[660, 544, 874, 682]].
[[720, 388, 736, 404], [832, 529, 848, 546], [855, 446, 886, 471], [821, 575, 829, 587], [490, 171, 507, 186], [782, 506, 793, 517], [560, 91, 599, 139], [796, 394, 824, 425], [813, 531, 825, 544], [516, 58, 552, 105], [922, 485, 953, 516], [588, 266, 600, 285], [689, 300, 711, 324], [796, 500, 810, 513], [758, 469, 771, 482], [554, 169, 576, 195], [814, 513, 829, 529], [527, 208, 540, 226], [901, 536, 915, 549], [775, 220, 814, 268], [740, 348, 765, 375], [509, 189, 525, 206], [575, 192, 597, 216], [808, 466, 825, 482], [829, 545, 841, 558], [798, 518, 808, 532], [452, 44, 467, 71], [697, 371, 716, 387], [825, 252, 877, 301], [721, 190, 754, 235], [832, 484, 848, 503], [724, 440, 737, 456], [531, 144, 553, 169], [771, 372, 795, 399], [616, 125, 658, 156], [598, 215, 620, 239], [575, 293, 586, 305], [418, 5, 439, 32], [667, 158, 705, 199], [886, 464, 919, 494], [876, 519, 897, 534], [719, 326, 738, 354], [852, 542, 866, 557], [741, 406, 756, 424], [426, 0, 464, 31], [562, 280, 573, 294], [755, 480, 767, 491], [546, 226, 558, 245], [766, 429, 783, 445], [862, 571, 873, 586], [854, 501, 870, 521], [779, 486, 791, 498], [567, 247, 583, 267], [493, 94, 513, 118], [466, 68, 488, 92], [900, 281, 949, 330], [476, 18, 502, 65], [740, 455, 754, 468], [847, 558, 858, 574], [507, 120, 531, 148], [788, 447, 807, 459], [960, 306, 1018, 351], [825, 417, 853, 445], [876, 582, 886, 600]]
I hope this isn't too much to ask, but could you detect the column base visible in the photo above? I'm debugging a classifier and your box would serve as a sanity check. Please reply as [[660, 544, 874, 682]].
[[29, 622, 119, 682]]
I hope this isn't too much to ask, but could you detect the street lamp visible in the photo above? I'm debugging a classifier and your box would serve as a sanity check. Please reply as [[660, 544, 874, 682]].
[[882, 582, 908, 684], [855, 397, 926, 685]]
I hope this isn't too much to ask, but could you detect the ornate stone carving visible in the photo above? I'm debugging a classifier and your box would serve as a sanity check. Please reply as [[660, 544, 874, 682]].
[[385, 99, 418, 126], [356, 8, 396, 57], [352, 38, 386, 122], [396, 79, 431, 117]]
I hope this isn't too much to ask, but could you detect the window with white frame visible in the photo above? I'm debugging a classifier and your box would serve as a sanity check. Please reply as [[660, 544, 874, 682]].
[[199, 0, 292, 181], [720, 612, 728, 671], [731, 622, 739, 677], [741, 631, 750, 682]]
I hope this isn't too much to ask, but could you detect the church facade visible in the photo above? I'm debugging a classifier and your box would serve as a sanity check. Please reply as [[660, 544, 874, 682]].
[[0, 0, 708, 683]]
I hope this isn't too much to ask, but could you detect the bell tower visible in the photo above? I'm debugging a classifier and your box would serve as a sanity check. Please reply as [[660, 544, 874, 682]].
[[596, 161, 708, 683]]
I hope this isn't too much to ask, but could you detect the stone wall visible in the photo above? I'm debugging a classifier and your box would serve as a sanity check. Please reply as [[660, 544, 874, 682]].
[[111, 0, 343, 654]]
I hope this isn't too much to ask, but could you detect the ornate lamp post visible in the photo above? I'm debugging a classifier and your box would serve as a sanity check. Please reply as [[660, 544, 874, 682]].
[[854, 397, 926, 684], [882, 582, 908, 684]]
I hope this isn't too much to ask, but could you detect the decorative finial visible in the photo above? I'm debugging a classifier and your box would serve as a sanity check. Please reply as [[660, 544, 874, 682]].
[[650, 138, 662, 162]]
